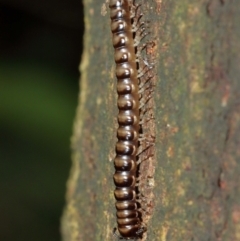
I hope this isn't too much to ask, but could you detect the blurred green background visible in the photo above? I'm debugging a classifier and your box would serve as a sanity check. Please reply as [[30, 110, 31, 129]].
[[0, 0, 83, 240]]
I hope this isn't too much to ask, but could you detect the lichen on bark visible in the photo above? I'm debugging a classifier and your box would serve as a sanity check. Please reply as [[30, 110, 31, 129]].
[[61, 1, 240, 241]]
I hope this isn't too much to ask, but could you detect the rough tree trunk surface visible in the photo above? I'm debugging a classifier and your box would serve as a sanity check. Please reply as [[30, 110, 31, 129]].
[[61, 0, 240, 240]]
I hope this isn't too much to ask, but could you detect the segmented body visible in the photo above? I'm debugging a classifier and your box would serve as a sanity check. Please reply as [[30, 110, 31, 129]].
[[109, 0, 143, 238]]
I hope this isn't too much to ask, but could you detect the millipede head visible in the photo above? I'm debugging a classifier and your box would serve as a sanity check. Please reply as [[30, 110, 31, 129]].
[[113, 225, 146, 240], [118, 225, 146, 240]]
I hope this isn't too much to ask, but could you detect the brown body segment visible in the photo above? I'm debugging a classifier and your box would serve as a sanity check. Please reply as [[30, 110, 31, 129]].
[[109, 0, 144, 239]]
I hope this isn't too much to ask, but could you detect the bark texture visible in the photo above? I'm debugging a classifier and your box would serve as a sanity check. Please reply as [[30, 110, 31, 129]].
[[61, 0, 240, 240]]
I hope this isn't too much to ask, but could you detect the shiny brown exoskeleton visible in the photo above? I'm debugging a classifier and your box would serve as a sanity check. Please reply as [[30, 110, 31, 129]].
[[109, 0, 145, 239]]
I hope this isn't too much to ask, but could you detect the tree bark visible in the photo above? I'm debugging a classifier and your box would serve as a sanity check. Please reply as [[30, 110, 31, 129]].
[[61, 0, 240, 240]]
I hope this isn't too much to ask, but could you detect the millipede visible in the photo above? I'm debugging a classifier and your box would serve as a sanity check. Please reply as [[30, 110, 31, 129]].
[[108, 0, 153, 239]]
